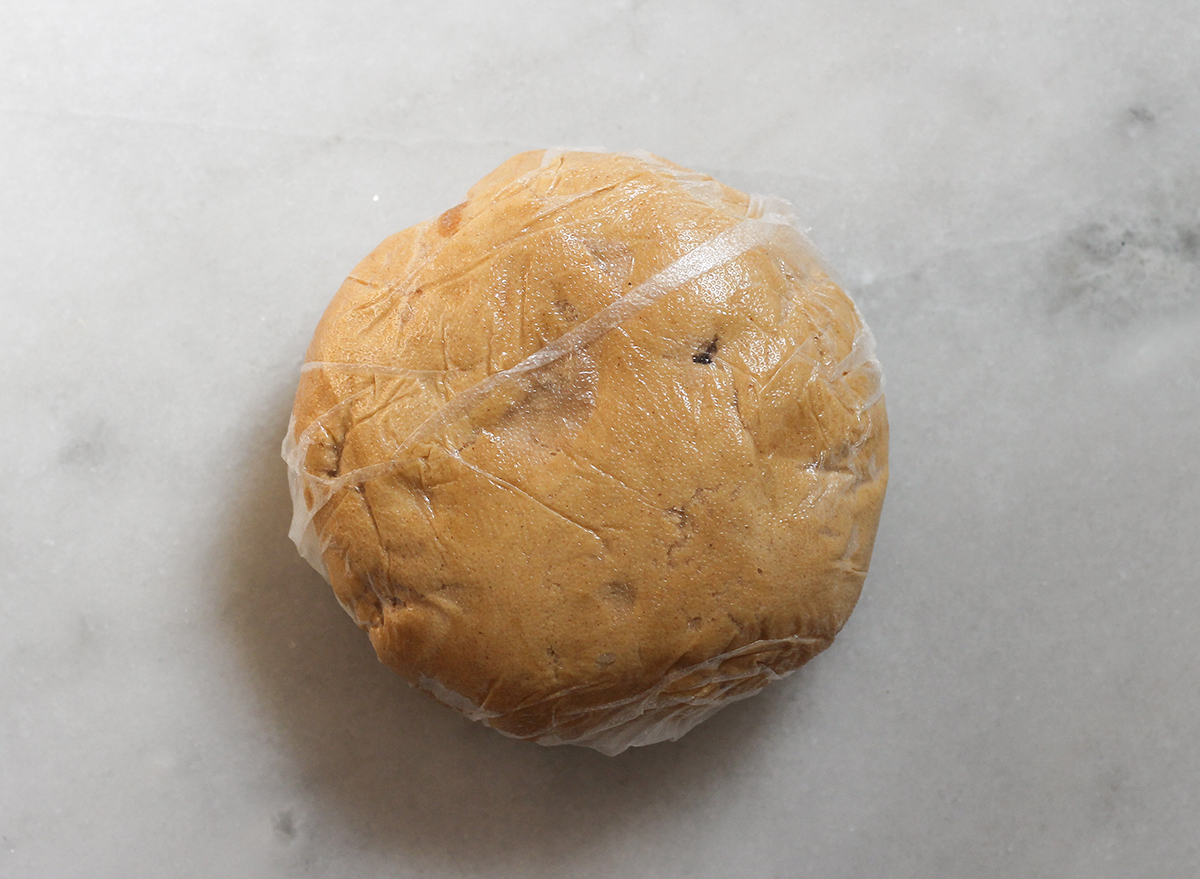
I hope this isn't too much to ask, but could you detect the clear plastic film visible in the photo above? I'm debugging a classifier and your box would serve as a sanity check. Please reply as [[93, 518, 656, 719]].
[[418, 634, 826, 756], [282, 149, 886, 754]]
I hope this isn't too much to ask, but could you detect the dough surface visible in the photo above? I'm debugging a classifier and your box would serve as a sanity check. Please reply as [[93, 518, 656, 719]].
[[283, 149, 888, 754]]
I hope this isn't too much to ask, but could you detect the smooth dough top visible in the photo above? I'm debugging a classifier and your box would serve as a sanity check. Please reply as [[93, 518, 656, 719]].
[[284, 150, 888, 753]]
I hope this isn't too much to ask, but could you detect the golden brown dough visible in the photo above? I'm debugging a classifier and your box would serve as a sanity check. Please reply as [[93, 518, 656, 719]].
[[283, 149, 888, 754]]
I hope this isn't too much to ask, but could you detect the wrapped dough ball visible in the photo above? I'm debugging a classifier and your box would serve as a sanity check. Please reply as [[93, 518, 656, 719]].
[[283, 149, 888, 754]]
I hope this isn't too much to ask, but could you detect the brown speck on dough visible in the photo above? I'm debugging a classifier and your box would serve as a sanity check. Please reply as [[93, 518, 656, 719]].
[[551, 298, 580, 322], [322, 439, 343, 477], [437, 202, 467, 237], [692, 337, 719, 364], [604, 580, 638, 607]]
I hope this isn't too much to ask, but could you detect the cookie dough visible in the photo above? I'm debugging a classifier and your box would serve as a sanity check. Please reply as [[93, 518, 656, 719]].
[[283, 149, 888, 754]]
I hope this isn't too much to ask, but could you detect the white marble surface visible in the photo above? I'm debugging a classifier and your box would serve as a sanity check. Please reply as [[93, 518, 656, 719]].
[[3, 2, 1199, 876]]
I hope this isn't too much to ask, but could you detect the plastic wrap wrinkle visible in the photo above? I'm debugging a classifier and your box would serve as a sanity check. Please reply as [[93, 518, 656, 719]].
[[300, 361, 452, 380], [416, 634, 822, 755]]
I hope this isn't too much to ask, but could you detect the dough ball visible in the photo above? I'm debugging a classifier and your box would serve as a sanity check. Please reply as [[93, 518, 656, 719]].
[[283, 149, 888, 754]]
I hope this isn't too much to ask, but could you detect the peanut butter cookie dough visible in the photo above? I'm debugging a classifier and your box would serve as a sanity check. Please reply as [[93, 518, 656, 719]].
[[283, 150, 888, 754]]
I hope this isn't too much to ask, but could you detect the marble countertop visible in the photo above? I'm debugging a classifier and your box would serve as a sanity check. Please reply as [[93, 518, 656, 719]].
[[3, 2, 1198, 876]]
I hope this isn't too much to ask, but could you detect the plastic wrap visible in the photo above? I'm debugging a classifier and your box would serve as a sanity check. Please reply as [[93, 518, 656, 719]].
[[282, 149, 887, 754]]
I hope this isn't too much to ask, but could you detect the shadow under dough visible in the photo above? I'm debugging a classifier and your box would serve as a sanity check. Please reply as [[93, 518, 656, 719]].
[[219, 384, 795, 871]]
